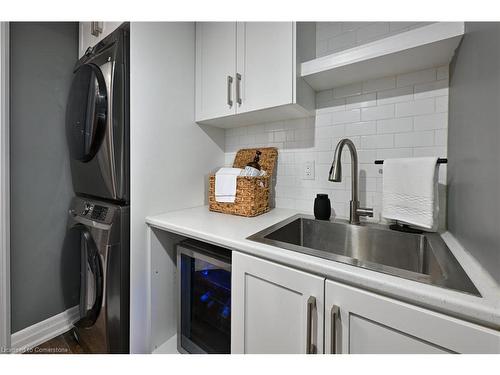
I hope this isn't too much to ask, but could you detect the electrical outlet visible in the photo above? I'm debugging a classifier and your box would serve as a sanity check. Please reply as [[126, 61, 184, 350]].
[[302, 160, 315, 180]]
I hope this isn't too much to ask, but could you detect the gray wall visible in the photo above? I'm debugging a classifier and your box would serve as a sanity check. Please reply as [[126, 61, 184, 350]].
[[448, 22, 500, 284], [10, 22, 79, 333]]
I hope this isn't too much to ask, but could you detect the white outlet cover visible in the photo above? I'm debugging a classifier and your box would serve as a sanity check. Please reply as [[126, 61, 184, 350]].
[[302, 160, 315, 180]]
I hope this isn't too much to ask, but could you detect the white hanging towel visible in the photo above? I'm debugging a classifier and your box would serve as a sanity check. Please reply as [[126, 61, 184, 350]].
[[215, 167, 243, 203], [382, 157, 439, 231]]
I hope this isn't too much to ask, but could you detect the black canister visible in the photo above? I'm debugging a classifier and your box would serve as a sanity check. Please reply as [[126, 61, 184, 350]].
[[314, 194, 331, 220]]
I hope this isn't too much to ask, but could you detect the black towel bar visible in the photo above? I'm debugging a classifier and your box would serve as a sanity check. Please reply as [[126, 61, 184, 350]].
[[374, 158, 448, 165]]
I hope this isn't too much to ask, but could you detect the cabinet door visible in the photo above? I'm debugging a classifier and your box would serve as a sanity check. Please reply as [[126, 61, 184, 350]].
[[325, 280, 500, 354], [232, 252, 324, 354], [195, 22, 237, 122], [236, 22, 294, 114], [79, 22, 123, 57]]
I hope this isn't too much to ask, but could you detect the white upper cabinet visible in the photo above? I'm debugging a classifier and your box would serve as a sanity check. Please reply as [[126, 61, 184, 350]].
[[79, 22, 124, 58], [325, 279, 500, 354], [236, 22, 293, 114], [195, 22, 237, 121], [195, 22, 316, 128], [231, 251, 324, 354]]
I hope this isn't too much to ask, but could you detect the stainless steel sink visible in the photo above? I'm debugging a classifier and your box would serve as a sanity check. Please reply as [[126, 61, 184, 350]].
[[248, 215, 480, 296]]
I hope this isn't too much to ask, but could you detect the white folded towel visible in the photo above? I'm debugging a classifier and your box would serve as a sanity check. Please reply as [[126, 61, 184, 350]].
[[215, 167, 243, 203], [382, 157, 439, 231]]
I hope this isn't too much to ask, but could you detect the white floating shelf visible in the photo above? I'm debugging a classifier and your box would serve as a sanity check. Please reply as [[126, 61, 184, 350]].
[[301, 22, 465, 91]]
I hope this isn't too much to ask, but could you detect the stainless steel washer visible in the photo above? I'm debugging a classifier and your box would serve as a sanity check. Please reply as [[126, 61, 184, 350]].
[[68, 196, 129, 353]]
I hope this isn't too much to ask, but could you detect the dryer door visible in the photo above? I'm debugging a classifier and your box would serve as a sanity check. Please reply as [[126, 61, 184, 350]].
[[66, 64, 108, 162], [72, 224, 104, 328]]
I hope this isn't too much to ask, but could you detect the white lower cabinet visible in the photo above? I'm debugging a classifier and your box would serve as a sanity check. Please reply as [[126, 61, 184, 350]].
[[231, 251, 324, 354], [325, 280, 500, 354], [232, 251, 500, 354]]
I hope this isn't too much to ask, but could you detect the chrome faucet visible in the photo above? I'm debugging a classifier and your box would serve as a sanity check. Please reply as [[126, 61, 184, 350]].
[[329, 138, 373, 224]]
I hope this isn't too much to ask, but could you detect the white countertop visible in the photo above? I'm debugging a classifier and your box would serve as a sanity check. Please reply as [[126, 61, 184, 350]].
[[146, 205, 500, 329]]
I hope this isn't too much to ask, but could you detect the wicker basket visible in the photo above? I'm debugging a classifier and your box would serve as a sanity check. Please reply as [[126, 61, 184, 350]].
[[209, 147, 278, 217]]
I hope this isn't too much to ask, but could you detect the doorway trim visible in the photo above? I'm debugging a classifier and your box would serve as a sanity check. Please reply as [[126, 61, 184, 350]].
[[0, 21, 10, 353]]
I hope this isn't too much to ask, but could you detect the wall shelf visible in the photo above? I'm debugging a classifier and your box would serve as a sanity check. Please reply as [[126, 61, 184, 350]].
[[301, 22, 465, 91]]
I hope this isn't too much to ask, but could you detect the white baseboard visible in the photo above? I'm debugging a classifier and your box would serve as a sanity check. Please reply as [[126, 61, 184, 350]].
[[10, 305, 79, 352]]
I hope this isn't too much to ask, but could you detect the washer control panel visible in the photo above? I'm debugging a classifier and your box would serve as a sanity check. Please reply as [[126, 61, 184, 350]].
[[91, 205, 109, 221]]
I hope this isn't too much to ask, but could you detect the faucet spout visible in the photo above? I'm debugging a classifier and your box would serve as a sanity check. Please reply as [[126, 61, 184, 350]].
[[329, 138, 373, 224]]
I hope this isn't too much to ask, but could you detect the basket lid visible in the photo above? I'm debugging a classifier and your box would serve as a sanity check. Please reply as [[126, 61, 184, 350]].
[[233, 147, 278, 176]]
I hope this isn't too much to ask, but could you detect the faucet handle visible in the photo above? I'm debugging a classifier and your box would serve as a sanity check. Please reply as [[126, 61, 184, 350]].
[[356, 207, 374, 218]]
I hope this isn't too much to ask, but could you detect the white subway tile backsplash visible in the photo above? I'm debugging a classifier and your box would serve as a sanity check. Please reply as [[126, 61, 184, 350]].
[[224, 31, 449, 222], [315, 126, 333, 139], [361, 104, 395, 121], [294, 127, 314, 141], [356, 23, 390, 44], [332, 202, 347, 218], [436, 65, 449, 80], [279, 152, 295, 164], [314, 138, 333, 151], [360, 134, 394, 149], [435, 96, 448, 112], [396, 68, 437, 87], [275, 197, 295, 210], [333, 83, 363, 98], [345, 93, 377, 109], [315, 112, 332, 127], [435, 129, 448, 146], [376, 148, 412, 159], [317, 23, 342, 40], [254, 132, 274, 144], [360, 163, 382, 178], [331, 190, 348, 203], [316, 89, 333, 104], [331, 109, 361, 124], [413, 146, 447, 158], [389, 22, 421, 32], [330, 124, 346, 138], [273, 131, 287, 142], [394, 131, 434, 147], [414, 79, 448, 99], [225, 135, 238, 145], [362, 76, 396, 93], [316, 40, 328, 56], [377, 86, 413, 105], [316, 97, 346, 112], [357, 149, 378, 164], [327, 31, 356, 52], [264, 121, 287, 132], [316, 22, 431, 58], [413, 112, 447, 131], [395, 98, 435, 117], [376, 117, 413, 134], [317, 151, 334, 164], [345, 121, 377, 136], [341, 22, 373, 32]]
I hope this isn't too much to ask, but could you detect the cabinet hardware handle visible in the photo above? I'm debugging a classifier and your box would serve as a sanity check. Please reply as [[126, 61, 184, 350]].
[[306, 296, 317, 354], [227, 75, 233, 108], [236, 73, 242, 105], [91, 22, 103, 37], [331, 305, 340, 354]]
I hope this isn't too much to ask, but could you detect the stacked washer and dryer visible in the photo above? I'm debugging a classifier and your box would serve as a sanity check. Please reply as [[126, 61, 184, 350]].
[[65, 23, 130, 353]]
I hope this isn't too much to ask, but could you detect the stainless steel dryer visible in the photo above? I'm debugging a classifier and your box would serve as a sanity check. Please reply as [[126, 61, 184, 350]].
[[68, 196, 129, 353], [66, 23, 129, 202]]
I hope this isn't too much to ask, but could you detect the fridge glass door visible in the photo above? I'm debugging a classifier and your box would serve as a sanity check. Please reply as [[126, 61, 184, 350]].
[[179, 247, 231, 354]]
